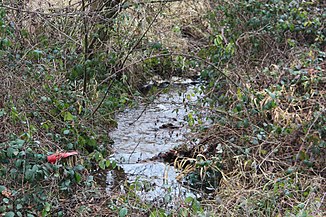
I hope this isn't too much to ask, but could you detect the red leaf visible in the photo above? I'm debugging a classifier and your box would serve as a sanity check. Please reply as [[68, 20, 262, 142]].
[[47, 151, 78, 164]]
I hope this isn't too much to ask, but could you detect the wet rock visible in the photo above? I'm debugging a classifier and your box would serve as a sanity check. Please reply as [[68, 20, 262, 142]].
[[159, 123, 180, 129]]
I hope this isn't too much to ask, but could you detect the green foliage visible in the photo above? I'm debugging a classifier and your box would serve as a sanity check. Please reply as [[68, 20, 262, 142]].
[[118, 207, 128, 217], [0, 6, 127, 215], [202, 0, 325, 74], [179, 1, 326, 216], [0, 136, 86, 215], [0, 1, 324, 216], [0, 8, 13, 51], [143, 48, 174, 78], [182, 157, 222, 192], [210, 0, 324, 44]]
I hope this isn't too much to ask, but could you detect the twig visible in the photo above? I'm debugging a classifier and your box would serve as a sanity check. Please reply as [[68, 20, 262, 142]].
[[128, 103, 150, 126], [82, 0, 88, 97], [99, 52, 243, 90], [119, 3, 164, 69], [128, 141, 141, 163], [127, 88, 165, 126], [92, 80, 114, 116]]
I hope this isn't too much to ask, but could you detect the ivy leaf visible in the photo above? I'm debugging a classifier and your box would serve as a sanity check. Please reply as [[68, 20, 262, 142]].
[[74, 172, 82, 183], [119, 207, 128, 217], [265, 89, 276, 99], [16, 204, 23, 210], [44, 202, 51, 212], [25, 169, 35, 181], [0, 108, 5, 117], [185, 196, 194, 203], [4, 212, 15, 217], [7, 147, 18, 157], [63, 112, 74, 121], [105, 160, 111, 168], [99, 159, 106, 170], [0, 186, 6, 193], [15, 139, 25, 148]]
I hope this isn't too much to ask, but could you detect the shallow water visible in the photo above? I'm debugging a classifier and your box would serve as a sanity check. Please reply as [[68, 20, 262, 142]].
[[107, 84, 202, 201]]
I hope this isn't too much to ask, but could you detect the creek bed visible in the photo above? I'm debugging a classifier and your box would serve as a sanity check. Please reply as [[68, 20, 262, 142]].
[[107, 82, 204, 202]]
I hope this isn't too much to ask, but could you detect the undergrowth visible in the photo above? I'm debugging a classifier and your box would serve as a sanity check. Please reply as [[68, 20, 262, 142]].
[[0, 0, 325, 216], [170, 1, 325, 216]]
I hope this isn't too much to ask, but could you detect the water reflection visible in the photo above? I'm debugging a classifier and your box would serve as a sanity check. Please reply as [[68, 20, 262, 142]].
[[107, 84, 202, 201]]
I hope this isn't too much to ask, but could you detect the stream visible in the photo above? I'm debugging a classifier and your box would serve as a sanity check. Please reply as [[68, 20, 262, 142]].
[[107, 79, 203, 203]]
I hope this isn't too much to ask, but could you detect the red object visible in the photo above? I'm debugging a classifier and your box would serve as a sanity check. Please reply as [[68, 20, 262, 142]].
[[47, 151, 78, 164]]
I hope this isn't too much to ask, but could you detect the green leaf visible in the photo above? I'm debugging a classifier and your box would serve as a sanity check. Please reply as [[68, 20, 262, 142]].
[[1, 38, 11, 47], [4, 211, 15, 217], [119, 207, 128, 217], [286, 167, 296, 174], [214, 34, 223, 46], [66, 143, 73, 149], [57, 211, 64, 217], [63, 129, 70, 135], [33, 49, 43, 55], [105, 160, 111, 167], [0, 108, 5, 117], [7, 147, 18, 158], [191, 199, 201, 212], [303, 160, 313, 168], [44, 202, 51, 212], [0, 205, 6, 213], [74, 172, 82, 183], [111, 161, 117, 169], [243, 118, 249, 128], [74, 165, 84, 171], [0, 185, 6, 193], [87, 138, 97, 147], [185, 196, 193, 203], [25, 169, 34, 181], [265, 89, 276, 99], [41, 96, 48, 102], [63, 112, 74, 121], [99, 159, 106, 170], [251, 138, 259, 145], [16, 204, 23, 210], [151, 42, 162, 50]]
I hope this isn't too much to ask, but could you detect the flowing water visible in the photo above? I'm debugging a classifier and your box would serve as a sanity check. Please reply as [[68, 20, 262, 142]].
[[107, 81, 203, 202]]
